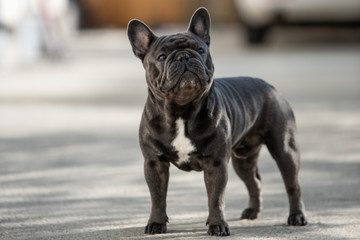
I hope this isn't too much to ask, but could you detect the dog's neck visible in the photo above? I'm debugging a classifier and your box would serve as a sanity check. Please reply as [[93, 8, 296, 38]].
[[146, 87, 214, 122]]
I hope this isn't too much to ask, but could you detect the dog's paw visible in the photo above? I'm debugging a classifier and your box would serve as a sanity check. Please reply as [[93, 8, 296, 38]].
[[240, 208, 260, 220], [206, 220, 230, 236], [288, 213, 307, 226], [145, 222, 167, 234]]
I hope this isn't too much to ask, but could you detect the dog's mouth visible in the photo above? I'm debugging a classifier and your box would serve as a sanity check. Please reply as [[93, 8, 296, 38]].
[[160, 60, 209, 93], [159, 71, 210, 105], [179, 72, 201, 89], [161, 71, 202, 91]]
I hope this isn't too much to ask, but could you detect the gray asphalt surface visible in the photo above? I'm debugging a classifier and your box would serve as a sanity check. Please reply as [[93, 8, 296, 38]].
[[0, 26, 359, 239]]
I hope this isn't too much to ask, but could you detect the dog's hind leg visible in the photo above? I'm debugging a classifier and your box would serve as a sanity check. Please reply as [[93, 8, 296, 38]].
[[264, 107, 307, 226], [232, 146, 262, 220]]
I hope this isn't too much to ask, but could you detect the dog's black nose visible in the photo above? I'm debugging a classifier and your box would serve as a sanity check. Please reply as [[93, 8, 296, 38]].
[[175, 51, 190, 62]]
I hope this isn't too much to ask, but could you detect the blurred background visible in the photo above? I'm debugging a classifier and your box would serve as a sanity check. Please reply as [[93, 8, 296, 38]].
[[0, 0, 359, 239], [1, 0, 360, 99]]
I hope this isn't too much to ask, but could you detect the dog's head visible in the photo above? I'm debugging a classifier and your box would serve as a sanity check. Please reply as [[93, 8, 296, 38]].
[[127, 8, 214, 105]]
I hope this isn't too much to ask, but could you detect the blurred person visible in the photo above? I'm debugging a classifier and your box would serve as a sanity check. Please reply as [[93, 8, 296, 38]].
[[0, 0, 41, 67], [0, 0, 77, 68], [38, 0, 74, 59]]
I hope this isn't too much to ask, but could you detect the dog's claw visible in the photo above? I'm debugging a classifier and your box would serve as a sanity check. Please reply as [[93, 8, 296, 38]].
[[288, 213, 307, 226], [145, 222, 167, 234], [207, 224, 230, 236]]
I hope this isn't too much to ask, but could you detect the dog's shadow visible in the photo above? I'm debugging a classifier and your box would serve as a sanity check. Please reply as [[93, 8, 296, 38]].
[[167, 220, 343, 239]]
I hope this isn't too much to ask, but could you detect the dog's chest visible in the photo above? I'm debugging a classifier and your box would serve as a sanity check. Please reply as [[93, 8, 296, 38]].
[[172, 119, 196, 164]]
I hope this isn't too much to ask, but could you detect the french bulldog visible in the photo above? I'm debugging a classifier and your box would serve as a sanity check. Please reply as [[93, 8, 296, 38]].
[[127, 7, 307, 236]]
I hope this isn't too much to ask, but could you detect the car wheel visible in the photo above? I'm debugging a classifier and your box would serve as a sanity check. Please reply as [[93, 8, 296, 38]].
[[246, 25, 269, 44]]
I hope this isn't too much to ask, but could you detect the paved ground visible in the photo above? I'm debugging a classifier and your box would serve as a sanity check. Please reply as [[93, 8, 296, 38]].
[[0, 25, 360, 239]]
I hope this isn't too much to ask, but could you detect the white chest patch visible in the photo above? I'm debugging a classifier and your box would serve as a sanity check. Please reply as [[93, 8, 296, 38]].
[[172, 119, 196, 164]]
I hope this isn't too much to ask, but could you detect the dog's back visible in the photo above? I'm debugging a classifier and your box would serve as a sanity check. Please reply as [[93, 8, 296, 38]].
[[213, 77, 280, 143]]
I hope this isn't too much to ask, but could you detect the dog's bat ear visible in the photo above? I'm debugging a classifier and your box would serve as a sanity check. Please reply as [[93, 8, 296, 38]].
[[127, 20, 156, 60], [188, 7, 211, 46]]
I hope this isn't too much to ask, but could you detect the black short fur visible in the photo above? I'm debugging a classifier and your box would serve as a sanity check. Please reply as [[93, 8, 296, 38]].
[[128, 7, 307, 237]]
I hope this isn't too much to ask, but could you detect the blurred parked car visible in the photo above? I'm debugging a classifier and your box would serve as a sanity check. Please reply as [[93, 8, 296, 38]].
[[234, 0, 360, 44]]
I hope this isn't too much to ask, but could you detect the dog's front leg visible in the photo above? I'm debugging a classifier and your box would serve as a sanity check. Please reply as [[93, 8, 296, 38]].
[[204, 160, 230, 236], [144, 159, 169, 234]]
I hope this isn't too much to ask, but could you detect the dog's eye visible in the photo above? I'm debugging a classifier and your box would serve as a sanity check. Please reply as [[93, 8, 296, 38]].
[[197, 48, 205, 54], [158, 54, 167, 61]]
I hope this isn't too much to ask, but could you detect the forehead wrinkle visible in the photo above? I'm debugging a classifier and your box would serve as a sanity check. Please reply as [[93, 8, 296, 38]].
[[152, 33, 198, 52]]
